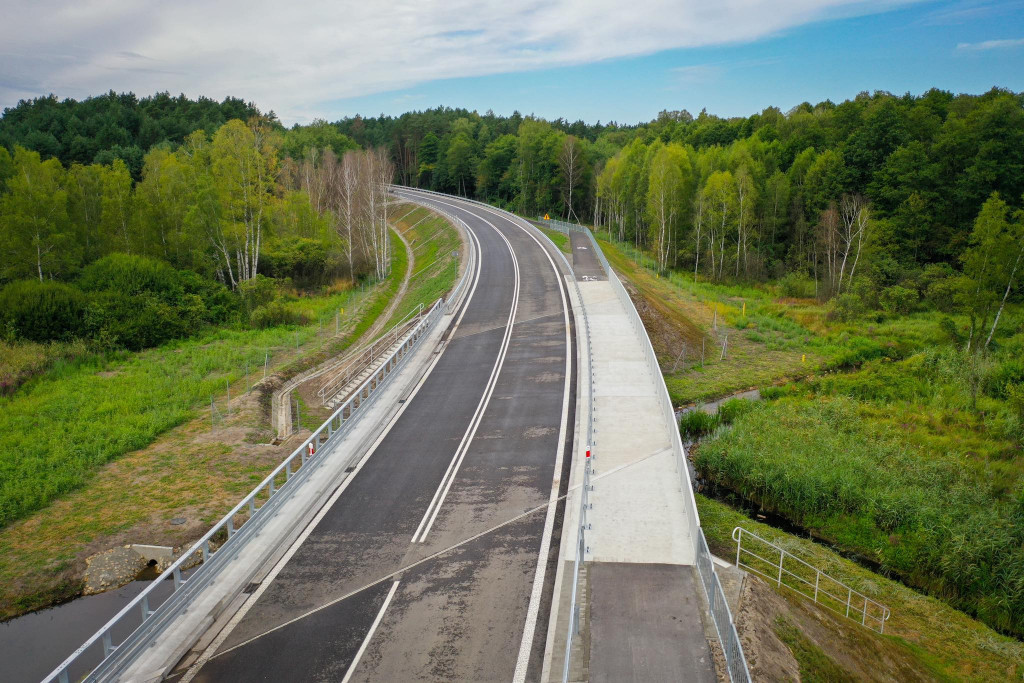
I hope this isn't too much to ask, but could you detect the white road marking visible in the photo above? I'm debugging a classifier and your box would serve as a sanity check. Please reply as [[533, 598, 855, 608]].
[[409, 206, 521, 544], [203, 447, 670, 664], [340, 580, 401, 683], [181, 204, 483, 683], [464, 202, 575, 682]]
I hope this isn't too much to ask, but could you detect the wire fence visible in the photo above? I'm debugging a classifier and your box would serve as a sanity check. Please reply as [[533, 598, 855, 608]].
[[733, 527, 891, 633]]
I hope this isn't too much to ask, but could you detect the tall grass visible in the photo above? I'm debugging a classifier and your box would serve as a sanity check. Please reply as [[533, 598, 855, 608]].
[[695, 393, 1024, 637], [0, 236, 406, 527]]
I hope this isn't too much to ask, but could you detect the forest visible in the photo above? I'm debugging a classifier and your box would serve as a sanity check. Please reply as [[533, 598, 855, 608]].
[[0, 95, 392, 353]]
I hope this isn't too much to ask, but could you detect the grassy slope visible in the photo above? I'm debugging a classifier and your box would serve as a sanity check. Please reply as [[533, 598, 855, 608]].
[[539, 227, 570, 253], [600, 236, 947, 405], [387, 205, 461, 327], [597, 234, 1024, 674], [0, 229, 411, 618], [699, 495, 1024, 681]]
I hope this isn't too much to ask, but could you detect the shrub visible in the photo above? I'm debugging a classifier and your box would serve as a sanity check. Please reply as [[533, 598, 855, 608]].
[[238, 274, 277, 318], [926, 277, 964, 313], [826, 293, 864, 322], [879, 285, 917, 315], [0, 280, 87, 342], [778, 272, 815, 299], [249, 301, 309, 329], [260, 237, 340, 289], [983, 359, 1024, 399], [78, 253, 184, 302], [84, 292, 186, 351]]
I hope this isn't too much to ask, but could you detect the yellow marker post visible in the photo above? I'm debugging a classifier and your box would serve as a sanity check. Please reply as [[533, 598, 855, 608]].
[[802, 354, 806, 363], [742, 301, 746, 316]]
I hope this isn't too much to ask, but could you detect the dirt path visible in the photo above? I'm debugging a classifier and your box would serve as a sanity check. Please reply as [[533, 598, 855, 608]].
[[273, 221, 415, 437]]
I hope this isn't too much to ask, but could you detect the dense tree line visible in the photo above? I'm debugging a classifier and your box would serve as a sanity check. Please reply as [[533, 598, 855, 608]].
[[0, 101, 390, 350], [0, 92, 264, 179], [4, 88, 1022, 349], [354, 90, 1023, 293]]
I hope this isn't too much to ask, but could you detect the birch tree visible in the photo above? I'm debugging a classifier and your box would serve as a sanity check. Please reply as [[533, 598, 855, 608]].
[[559, 135, 584, 222], [0, 147, 76, 281], [210, 118, 280, 284]]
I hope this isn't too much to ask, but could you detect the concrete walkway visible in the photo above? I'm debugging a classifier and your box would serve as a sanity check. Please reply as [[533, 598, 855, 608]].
[[581, 278, 694, 565], [542, 229, 713, 681]]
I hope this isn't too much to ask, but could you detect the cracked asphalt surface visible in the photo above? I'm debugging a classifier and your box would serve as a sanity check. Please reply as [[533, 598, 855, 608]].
[[188, 192, 575, 682]]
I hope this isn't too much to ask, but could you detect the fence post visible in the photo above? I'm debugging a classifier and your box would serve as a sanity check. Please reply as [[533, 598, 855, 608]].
[[777, 548, 784, 586], [813, 570, 820, 603], [846, 588, 852, 617], [225, 378, 230, 415], [264, 351, 269, 379]]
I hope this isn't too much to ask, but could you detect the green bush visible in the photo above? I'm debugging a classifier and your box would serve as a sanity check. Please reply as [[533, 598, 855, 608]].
[[78, 253, 184, 302], [260, 237, 342, 289], [826, 293, 864, 322], [879, 285, 918, 315], [0, 280, 87, 342], [983, 359, 1024, 399], [84, 292, 187, 351], [778, 272, 815, 298], [238, 274, 277, 318], [249, 301, 309, 329]]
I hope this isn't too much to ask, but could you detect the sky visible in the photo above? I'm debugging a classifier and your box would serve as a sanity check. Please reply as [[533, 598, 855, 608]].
[[1, 0, 1022, 126]]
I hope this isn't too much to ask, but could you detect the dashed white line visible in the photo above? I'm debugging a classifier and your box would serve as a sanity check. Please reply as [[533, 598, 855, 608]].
[[340, 580, 401, 683]]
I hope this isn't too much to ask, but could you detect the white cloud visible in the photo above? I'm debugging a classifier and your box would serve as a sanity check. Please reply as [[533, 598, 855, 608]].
[[956, 37, 1024, 50], [0, 0, 921, 124]]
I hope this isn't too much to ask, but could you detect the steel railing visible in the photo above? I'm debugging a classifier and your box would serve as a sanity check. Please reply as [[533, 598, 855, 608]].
[[45, 299, 448, 683], [541, 216, 750, 683], [317, 303, 425, 405], [389, 191, 749, 682], [732, 527, 891, 634]]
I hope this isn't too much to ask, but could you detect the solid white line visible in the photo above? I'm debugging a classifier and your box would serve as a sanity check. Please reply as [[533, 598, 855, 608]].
[[339, 580, 401, 683], [182, 208, 482, 683], [417, 194, 576, 678], [486, 208, 573, 683], [201, 446, 671, 664], [419, 228, 519, 542], [410, 209, 520, 543]]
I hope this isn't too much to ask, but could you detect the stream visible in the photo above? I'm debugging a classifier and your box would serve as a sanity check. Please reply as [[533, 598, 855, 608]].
[[0, 568, 192, 683]]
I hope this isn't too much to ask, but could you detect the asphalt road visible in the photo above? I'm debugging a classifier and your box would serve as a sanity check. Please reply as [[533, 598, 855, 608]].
[[181, 192, 576, 682]]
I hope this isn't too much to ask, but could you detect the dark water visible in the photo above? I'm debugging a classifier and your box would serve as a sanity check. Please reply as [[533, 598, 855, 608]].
[[0, 570, 186, 683]]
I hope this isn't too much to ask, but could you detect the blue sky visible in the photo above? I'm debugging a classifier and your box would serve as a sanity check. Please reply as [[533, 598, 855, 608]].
[[324, 1, 1024, 124], [2, 1, 1022, 125]]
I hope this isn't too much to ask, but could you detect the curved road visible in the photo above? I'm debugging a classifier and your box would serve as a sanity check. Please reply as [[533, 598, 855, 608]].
[[180, 191, 576, 682]]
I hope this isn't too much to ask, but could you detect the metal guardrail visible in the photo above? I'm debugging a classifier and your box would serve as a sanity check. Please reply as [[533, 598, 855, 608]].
[[44, 299, 446, 683], [732, 527, 891, 634], [388, 192, 748, 681], [540, 216, 751, 683], [698, 530, 749, 682], [390, 193, 598, 683], [317, 303, 425, 405]]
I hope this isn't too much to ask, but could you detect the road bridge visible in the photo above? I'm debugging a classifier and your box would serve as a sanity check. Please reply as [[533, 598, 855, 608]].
[[45, 192, 747, 683]]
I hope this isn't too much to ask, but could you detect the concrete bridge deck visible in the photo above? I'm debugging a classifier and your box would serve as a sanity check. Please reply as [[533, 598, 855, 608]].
[[544, 229, 715, 682]]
